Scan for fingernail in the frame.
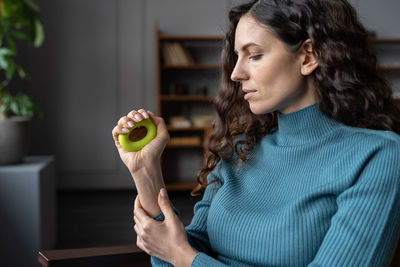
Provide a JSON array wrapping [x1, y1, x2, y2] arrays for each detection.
[[127, 121, 134, 127], [143, 113, 149, 119], [134, 114, 141, 120], [160, 188, 167, 199], [122, 128, 129, 133]]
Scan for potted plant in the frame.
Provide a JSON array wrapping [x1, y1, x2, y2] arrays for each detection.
[[0, 0, 44, 165]]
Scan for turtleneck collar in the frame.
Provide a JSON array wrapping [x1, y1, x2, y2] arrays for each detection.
[[271, 103, 342, 146]]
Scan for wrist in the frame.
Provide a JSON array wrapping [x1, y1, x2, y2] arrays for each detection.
[[172, 244, 198, 267], [129, 157, 161, 175], [130, 158, 162, 180], [130, 161, 165, 217]]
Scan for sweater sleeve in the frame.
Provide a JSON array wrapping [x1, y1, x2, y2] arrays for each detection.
[[308, 140, 400, 267], [151, 163, 228, 267]]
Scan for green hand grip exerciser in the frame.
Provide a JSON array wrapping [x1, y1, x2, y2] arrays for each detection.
[[118, 118, 157, 151]]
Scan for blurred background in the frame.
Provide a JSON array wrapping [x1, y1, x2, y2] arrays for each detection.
[[1, 0, 400, 266]]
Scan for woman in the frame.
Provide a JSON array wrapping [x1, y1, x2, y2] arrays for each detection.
[[112, 0, 400, 266]]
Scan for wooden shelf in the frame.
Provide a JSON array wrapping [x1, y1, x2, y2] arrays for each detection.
[[165, 181, 198, 191], [163, 64, 221, 69], [167, 137, 203, 148], [161, 95, 214, 101], [369, 38, 400, 44], [159, 34, 224, 41], [167, 125, 211, 131], [166, 143, 203, 148], [378, 65, 400, 71]]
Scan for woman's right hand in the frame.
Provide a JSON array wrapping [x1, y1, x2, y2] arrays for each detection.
[[111, 109, 170, 174]]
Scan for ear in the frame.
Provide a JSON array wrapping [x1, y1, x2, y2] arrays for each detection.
[[299, 39, 319, 76]]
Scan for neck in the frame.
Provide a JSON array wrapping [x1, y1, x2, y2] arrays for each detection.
[[271, 103, 342, 146], [279, 77, 317, 114]]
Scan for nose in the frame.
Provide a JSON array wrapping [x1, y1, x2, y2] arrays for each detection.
[[230, 60, 248, 82]]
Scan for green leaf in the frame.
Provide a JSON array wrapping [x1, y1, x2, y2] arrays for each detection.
[[33, 18, 44, 47], [0, 0, 45, 115], [0, 79, 9, 88], [0, 105, 6, 114], [10, 101, 19, 115], [0, 47, 15, 56], [23, 0, 39, 13], [6, 35, 17, 54], [0, 91, 13, 115], [2, 0, 14, 17], [0, 48, 15, 75], [5, 60, 15, 80], [0, 54, 9, 69], [0, 91, 42, 118], [1, 80, 9, 88], [16, 65, 27, 79], [11, 30, 29, 40], [0, 2, 5, 17]]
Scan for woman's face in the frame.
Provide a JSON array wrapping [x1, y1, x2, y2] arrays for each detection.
[[231, 15, 317, 114]]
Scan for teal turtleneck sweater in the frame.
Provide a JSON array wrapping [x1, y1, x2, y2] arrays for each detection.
[[151, 103, 400, 266]]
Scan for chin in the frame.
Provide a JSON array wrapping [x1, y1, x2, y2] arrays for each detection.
[[249, 102, 277, 115]]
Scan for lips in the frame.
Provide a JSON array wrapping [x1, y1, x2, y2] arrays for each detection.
[[242, 89, 257, 93], [242, 89, 257, 100]]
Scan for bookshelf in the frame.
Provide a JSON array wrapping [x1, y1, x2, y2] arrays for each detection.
[[370, 38, 400, 95], [155, 22, 224, 191]]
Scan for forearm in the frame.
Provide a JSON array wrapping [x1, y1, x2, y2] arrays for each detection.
[[131, 160, 165, 217], [151, 243, 198, 267], [173, 245, 198, 267]]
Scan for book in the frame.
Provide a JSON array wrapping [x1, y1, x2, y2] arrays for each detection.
[[169, 116, 191, 128], [161, 42, 195, 66], [173, 42, 194, 65], [161, 43, 174, 65], [191, 115, 214, 127]]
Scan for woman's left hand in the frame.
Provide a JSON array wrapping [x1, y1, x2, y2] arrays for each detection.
[[134, 188, 198, 267]]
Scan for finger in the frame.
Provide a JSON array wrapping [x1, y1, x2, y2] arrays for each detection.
[[134, 195, 141, 214], [146, 112, 164, 126], [112, 126, 129, 151], [134, 223, 141, 235], [158, 188, 175, 221], [112, 126, 130, 152], [135, 228, 147, 252], [134, 215, 142, 230], [134, 206, 151, 221], [128, 110, 145, 122], [138, 109, 150, 119], [112, 125, 130, 139], [118, 116, 135, 129], [114, 139, 122, 150], [112, 126, 121, 141], [137, 239, 151, 256], [134, 196, 141, 221], [134, 198, 152, 223], [134, 223, 147, 248], [134, 196, 144, 225]]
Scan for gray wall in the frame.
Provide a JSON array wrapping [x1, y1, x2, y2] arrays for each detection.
[[27, 0, 400, 189], [28, 0, 233, 190]]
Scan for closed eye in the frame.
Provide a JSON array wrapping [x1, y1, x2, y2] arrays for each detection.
[[249, 54, 262, 60]]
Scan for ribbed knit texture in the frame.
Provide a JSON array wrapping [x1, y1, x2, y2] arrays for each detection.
[[151, 103, 400, 267]]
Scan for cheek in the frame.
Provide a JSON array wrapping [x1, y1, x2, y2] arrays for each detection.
[[248, 60, 305, 115], [257, 59, 302, 94]]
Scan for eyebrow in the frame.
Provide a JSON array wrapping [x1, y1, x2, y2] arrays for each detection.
[[234, 42, 261, 54]]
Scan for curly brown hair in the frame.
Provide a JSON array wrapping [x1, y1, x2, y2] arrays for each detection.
[[192, 0, 400, 195]]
